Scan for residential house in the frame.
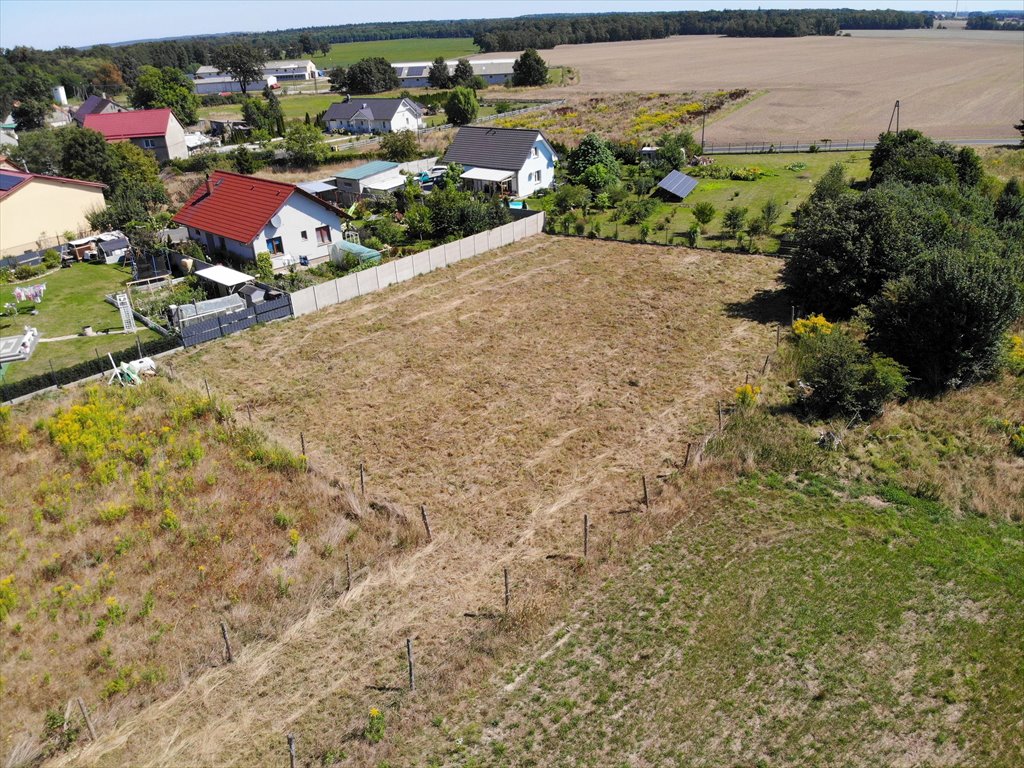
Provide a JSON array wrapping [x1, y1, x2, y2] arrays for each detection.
[[72, 95, 128, 126], [172, 170, 345, 267], [333, 161, 405, 205], [195, 59, 316, 82], [323, 98, 424, 134], [443, 126, 556, 197], [83, 108, 188, 162], [0, 169, 106, 256], [392, 59, 515, 88]]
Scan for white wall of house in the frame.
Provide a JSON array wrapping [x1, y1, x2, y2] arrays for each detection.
[[259, 192, 343, 265], [163, 115, 188, 159], [187, 226, 256, 262], [327, 104, 423, 134], [514, 138, 557, 197]]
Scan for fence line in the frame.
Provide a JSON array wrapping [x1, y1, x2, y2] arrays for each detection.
[[290, 211, 545, 317], [703, 138, 876, 155]]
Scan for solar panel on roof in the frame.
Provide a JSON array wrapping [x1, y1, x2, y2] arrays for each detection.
[[657, 170, 698, 200], [406, 66, 426, 76], [0, 172, 26, 192]]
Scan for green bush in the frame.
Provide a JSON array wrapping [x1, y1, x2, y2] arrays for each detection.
[[796, 328, 907, 420], [14, 264, 43, 280], [42, 250, 61, 269]]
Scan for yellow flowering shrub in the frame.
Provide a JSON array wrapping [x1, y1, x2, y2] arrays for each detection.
[[1005, 334, 1024, 376], [793, 314, 834, 337], [735, 383, 762, 409], [0, 575, 17, 621]]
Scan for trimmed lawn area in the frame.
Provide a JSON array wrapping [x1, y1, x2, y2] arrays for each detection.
[[531, 151, 871, 251], [311, 37, 479, 69], [0, 262, 158, 383]]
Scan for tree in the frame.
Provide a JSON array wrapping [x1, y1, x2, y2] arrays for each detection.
[[8, 127, 69, 174], [328, 67, 347, 92], [955, 146, 984, 188], [451, 58, 475, 88], [60, 128, 111, 184], [512, 48, 549, 87], [566, 134, 619, 181], [131, 65, 200, 125], [379, 129, 419, 162], [90, 61, 125, 94], [427, 56, 452, 89], [212, 44, 266, 96], [552, 184, 592, 213], [995, 178, 1023, 223], [692, 201, 716, 232], [264, 86, 285, 136], [9, 65, 54, 131], [284, 122, 330, 167], [444, 86, 478, 126], [106, 141, 162, 196], [869, 248, 1023, 392], [760, 198, 782, 234], [231, 145, 264, 174], [1016, 118, 1024, 148], [298, 34, 315, 55], [345, 57, 399, 94], [797, 328, 907, 419], [722, 205, 747, 241]]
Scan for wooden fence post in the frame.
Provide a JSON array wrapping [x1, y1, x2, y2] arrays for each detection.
[[406, 638, 415, 691], [718, 401, 724, 432], [204, 377, 212, 401], [346, 552, 352, 592], [420, 504, 433, 542], [359, 462, 365, 496], [762, 354, 770, 375], [247, 403, 253, 424], [287, 733, 296, 768], [503, 567, 510, 613], [642, 475, 649, 509], [77, 697, 97, 741], [583, 514, 589, 558], [220, 620, 233, 663], [683, 442, 692, 468], [300, 432, 306, 457]]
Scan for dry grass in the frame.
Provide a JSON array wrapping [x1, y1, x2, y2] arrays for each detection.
[[491, 91, 747, 147], [0, 382, 424, 765], [30, 236, 783, 766], [527, 30, 1023, 143]]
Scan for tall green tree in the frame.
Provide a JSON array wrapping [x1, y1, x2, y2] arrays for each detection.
[[512, 48, 549, 86], [212, 44, 266, 96], [692, 201, 717, 232], [284, 122, 330, 167], [345, 57, 399, 94], [444, 86, 478, 126], [566, 134, 618, 181], [131, 65, 200, 125], [327, 67, 347, 92], [722, 205, 747, 241], [427, 56, 452, 89], [379, 129, 419, 162], [60, 127, 111, 184], [451, 58, 475, 87], [8, 127, 70, 174]]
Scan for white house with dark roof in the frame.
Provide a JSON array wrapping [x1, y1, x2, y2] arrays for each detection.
[[443, 126, 556, 198], [323, 98, 424, 134]]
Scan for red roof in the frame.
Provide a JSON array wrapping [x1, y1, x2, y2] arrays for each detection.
[[0, 168, 106, 199], [83, 108, 176, 140], [172, 170, 338, 244]]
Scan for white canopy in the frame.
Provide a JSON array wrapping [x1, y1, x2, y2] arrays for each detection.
[[364, 175, 406, 191], [460, 167, 514, 182], [196, 264, 253, 288]]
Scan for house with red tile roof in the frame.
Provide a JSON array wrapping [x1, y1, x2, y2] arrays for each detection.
[[83, 108, 187, 162], [0, 169, 106, 256], [172, 170, 345, 266]]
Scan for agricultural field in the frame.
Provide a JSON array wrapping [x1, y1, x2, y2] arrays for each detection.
[[526, 29, 1023, 143], [492, 91, 748, 147], [530, 151, 872, 252], [311, 37, 480, 69], [0, 264, 159, 385], [27, 235, 783, 766]]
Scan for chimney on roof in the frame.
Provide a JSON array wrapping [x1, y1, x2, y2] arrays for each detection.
[[101, 92, 106, 99], [205, 175, 213, 196]]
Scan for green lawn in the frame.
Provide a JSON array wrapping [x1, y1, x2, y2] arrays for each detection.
[[533, 151, 872, 251], [311, 37, 479, 69], [1, 263, 158, 383]]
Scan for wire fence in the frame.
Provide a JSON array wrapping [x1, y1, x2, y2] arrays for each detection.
[[702, 139, 878, 155]]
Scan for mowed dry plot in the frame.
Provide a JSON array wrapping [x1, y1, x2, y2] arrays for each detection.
[[52, 237, 782, 766], [525, 30, 1023, 143]]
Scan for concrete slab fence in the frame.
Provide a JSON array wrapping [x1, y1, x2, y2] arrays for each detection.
[[290, 211, 545, 318]]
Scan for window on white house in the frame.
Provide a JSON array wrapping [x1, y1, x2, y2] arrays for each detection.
[[316, 226, 332, 245], [300, 231, 308, 240], [266, 236, 284, 254], [532, 147, 538, 158]]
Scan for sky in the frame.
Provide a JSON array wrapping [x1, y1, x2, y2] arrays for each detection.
[[0, 0, 1012, 50]]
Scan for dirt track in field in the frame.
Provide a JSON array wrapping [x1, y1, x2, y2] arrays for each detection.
[[50, 237, 782, 767], [515, 29, 1023, 143]]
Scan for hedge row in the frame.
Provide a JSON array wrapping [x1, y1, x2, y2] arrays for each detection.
[[1, 334, 182, 403]]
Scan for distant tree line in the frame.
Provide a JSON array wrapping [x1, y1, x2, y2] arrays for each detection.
[[0, 8, 933, 119]]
